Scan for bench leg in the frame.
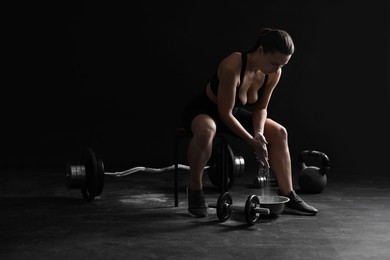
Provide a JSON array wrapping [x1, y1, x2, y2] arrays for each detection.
[[221, 136, 229, 193], [174, 136, 179, 207]]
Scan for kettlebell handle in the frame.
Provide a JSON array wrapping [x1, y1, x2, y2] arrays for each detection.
[[298, 150, 330, 176]]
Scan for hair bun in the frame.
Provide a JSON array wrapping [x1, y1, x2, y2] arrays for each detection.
[[261, 28, 272, 35]]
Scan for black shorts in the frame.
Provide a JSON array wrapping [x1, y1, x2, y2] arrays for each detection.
[[182, 92, 254, 138]]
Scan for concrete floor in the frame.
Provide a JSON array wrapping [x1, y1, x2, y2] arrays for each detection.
[[1, 166, 389, 260]]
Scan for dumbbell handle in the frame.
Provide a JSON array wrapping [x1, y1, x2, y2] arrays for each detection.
[[208, 202, 270, 214], [208, 202, 242, 211]]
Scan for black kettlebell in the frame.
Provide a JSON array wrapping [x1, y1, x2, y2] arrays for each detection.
[[297, 150, 330, 194]]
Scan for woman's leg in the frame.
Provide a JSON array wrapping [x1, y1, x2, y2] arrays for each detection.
[[187, 114, 216, 217], [188, 114, 217, 190], [263, 118, 293, 195], [264, 118, 318, 215]]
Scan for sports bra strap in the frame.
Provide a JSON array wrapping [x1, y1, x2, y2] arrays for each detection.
[[240, 53, 247, 84]]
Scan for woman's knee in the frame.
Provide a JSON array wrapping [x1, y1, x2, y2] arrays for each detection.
[[265, 120, 288, 144], [277, 125, 288, 140], [191, 115, 216, 145]]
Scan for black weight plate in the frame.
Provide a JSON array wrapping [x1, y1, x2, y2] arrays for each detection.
[[81, 147, 99, 201], [235, 155, 245, 177], [245, 195, 260, 226], [216, 192, 232, 222], [207, 142, 235, 191], [95, 152, 105, 196]]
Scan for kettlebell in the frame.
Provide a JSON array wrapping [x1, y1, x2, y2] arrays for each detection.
[[297, 150, 330, 194]]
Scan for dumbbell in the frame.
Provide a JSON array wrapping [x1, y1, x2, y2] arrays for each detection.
[[208, 192, 270, 226]]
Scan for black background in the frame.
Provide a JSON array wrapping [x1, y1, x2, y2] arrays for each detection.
[[2, 1, 389, 176]]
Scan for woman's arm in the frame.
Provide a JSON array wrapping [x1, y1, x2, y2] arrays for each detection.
[[216, 55, 255, 144], [252, 69, 282, 135], [251, 69, 282, 167]]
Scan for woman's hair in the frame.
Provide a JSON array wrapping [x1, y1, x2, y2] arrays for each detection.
[[247, 28, 294, 55]]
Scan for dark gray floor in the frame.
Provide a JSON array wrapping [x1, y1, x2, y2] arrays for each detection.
[[1, 166, 389, 260]]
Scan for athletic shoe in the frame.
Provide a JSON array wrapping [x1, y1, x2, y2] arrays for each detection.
[[187, 185, 208, 217], [283, 190, 318, 215]]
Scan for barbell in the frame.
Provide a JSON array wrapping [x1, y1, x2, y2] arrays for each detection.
[[65, 147, 246, 201], [208, 192, 270, 226]]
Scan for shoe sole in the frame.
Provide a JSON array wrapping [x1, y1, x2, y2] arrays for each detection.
[[284, 207, 318, 216], [188, 210, 208, 218]]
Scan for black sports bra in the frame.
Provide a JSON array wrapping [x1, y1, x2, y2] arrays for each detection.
[[209, 52, 268, 108]]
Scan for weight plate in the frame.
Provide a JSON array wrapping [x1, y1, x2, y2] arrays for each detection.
[[207, 141, 237, 191], [216, 192, 232, 222], [96, 156, 105, 196], [234, 155, 245, 177], [245, 195, 260, 226], [81, 147, 99, 201]]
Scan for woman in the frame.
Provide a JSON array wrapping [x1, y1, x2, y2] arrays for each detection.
[[182, 28, 318, 217]]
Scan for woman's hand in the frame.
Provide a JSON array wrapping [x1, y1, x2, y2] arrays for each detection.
[[252, 132, 270, 168]]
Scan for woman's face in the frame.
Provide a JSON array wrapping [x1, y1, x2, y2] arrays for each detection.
[[259, 48, 291, 74]]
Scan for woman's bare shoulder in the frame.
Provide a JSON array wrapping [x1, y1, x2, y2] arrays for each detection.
[[219, 52, 242, 73]]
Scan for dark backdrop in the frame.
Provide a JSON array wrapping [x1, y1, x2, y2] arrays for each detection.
[[2, 1, 389, 176]]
